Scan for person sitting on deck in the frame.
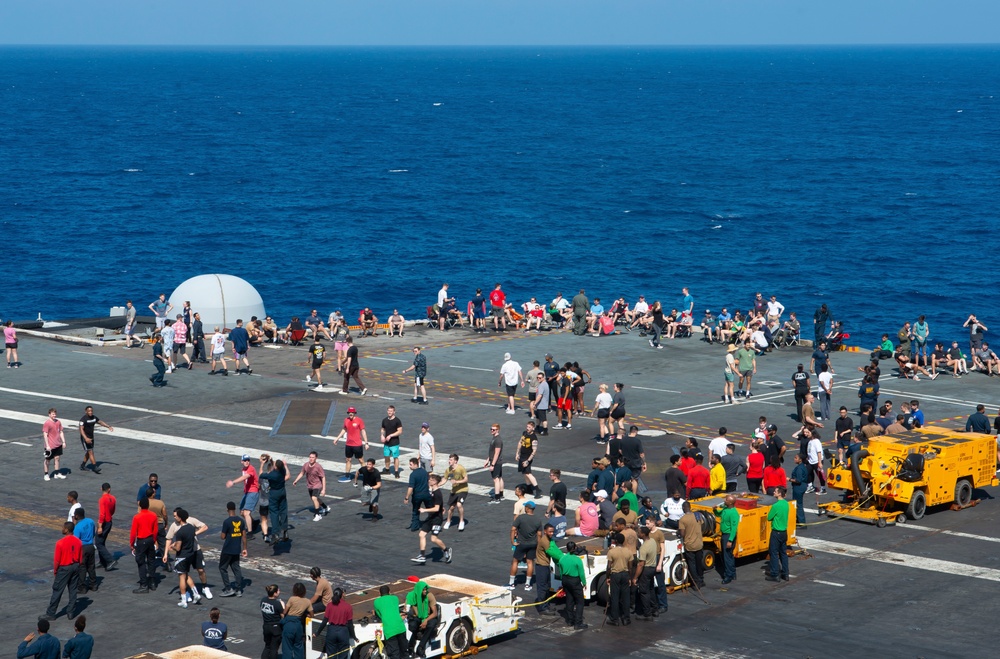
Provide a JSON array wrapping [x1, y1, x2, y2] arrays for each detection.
[[359, 308, 379, 337], [388, 309, 406, 337]]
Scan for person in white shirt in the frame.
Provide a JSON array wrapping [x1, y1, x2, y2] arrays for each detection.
[[437, 283, 451, 308], [627, 296, 650, 329], [659, 492, 686, 530], [498, 353, 525, 415], [418, 423, 436, 472], [750, 328, 769, 354], [806, 432, 827, 495], [210, 327, 229, 375], [708, 428, 731, 458], [817, 364, 834, 421], [766, 296, 785, 324]]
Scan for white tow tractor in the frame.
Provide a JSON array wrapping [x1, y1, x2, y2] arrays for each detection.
[[548, 533, 688, 606], [306, 573, 523, 659]]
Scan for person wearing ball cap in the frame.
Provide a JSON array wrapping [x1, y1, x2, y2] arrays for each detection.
[[333, 407, 368, 480]]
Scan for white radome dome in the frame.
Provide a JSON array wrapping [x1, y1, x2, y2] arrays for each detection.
[[169, 274, 266, 330]]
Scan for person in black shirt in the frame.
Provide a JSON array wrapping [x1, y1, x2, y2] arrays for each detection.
[[380, 406, 404, 477], [354, 459, 383, 521], [791, 364, 810, 422], [516, 423, 540, 497], [547, 469, 567, 516], [260, 584, 284, 659], [170, 509, 199, 608], [834, 407, 854, 466], [761, 424, 786, 465], [663, 455, 687, 497], [79, 406, 113, 474], [621, 427, 645, 492], [412, 475, 450, 564], [150, 335, 167, 387], [341, 336, 367, 396], [307, 337, 327, 391], [219, 502, 247, 597]]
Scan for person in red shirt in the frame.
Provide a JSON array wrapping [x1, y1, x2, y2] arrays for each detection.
[[745, 441, 766, 494], [226, 455, 260, 535], [489, 283, 507, 331], [314, 587, 357, 658], [763, 456, 788, 495], [333, 407, 369, 479], [130, 497, 159, 593], [686, 454, 711, 499], [43, 521, 82, 620], [96, 482, 118, 570]]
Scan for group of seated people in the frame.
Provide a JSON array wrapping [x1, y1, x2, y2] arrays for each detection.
[[243, 308, 409, 345], [868, 329, 995, 379]]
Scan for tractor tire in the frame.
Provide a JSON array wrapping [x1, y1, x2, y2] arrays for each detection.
[[357, 642, 386, 659], [593, 573, 608, 607], [702, 550, 715, 570], [905, 490, 927, 520], [446, 619, 473, 655], [954, 479, 973, 507]]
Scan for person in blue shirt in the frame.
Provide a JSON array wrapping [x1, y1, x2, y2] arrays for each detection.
[[681, 288, 694, 316], [910, 400, 924, 428], [136, 474, 161, 502], [202, 608, 228, 651], [17, 619, 60, 659], [62, 616, 93, 659], [72, 509, 97, 593], [228, 319, 252, 375]]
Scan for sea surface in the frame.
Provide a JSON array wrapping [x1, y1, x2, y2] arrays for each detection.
[[2, 46, 998, 345]]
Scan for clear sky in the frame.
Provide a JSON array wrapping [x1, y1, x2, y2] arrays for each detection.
[[1, 0, 997, 46]]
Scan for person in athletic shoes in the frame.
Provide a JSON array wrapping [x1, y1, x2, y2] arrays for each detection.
[[411, 474, 451, 565], [226, 455, 260, 535], [442, 454, 468, 531], [78, 406, 112, 475], [621, 426, 646, 492], [218, 501, 247, 597], [42, 408, 67, 481], [403, 346, 429, 404], [122, 299, 140, 349], [380, 405, 404, 478], [405, 458, 431, 532], [354, 458, 383, 521], [340, 336, 367, 396], [293, 451, 329, 522], [508, 501, 543, 591], [307, 336, 327, 391], [417, 423, 436, 473], [228, 319, 252, 375], [168, 509, 201, 608], [546, 469, 567, 517], [532, 373, 551, 435], [209, 327, 228, 375], [484, 424, 504, 504], [172, 314, 193, 371], [333, 407, 369, 479], [164, 508, 213, 604], [499, 352, 524, 414], [160, 320, 176, 373], [260, 460, 290, 544], [555, 368, 574, 429], [516, 421, 540, 497]]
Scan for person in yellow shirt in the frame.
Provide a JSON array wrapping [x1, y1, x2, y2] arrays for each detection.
[[710, 454, 727, 495]]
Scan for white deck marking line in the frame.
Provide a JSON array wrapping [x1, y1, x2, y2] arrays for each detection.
[[0, 386, 272, 431], [812, 579, 845, 587], [660, 383, 859, 416], [449, 365, 494, 372], [71, 351, 110, 357], [366, 357, 409, 363], [798, 537, 1000, 582], [630, 386, 682, 394], [877, 387, 990, 407], [803, 506, 1000, 543], [637, 639, 751, 659]]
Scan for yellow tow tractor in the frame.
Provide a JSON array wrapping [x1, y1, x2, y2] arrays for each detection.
[[819, 426, 998, 527], [689, 493, 797, 570]]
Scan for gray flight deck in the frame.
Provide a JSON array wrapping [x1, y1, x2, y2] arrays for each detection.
[[2, 323, 997, 658]]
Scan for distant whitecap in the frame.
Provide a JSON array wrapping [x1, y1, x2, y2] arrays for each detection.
[[623, 210, 631, 213], [388, 169, 408, 173], [956, 109, 963, 113], [712, 225, 722, 229], [433, 103, 442, 106], [122, 168, 142, 172]]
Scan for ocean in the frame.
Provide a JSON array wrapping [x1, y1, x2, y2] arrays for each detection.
[[2, 46, 998, 346]]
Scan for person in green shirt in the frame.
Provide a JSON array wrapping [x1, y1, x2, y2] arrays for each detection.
[[554, 541, 588, 629], [617, 489, 639, 513], [372, 585, 407, 659], [718, 494, 740, 584], [405, 580, 439, 658], [735, 342, 757, 399], [765, 487, 790, 582]]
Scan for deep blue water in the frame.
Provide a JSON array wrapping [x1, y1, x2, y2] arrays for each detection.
[[2, 46, 998, 345]]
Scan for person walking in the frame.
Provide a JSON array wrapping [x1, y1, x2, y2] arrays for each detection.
[[508, 501, 543, 590], [333, 407, 369, 479], [95, 482, 117, 570], [42, 408, 67, 481], [719, 494, 739, 585], [593, 384, 613, 444], [78, 406, 112, 475], [340, 336, 367, 396], [306, 336, 327, 391], [218, 501, 247, 597], [404, 457, 431, 532], [765, 486, 790, 582], [723, 344, 738, 404], [516, 421, 540, 497], [417, 422, 436, 473], [172, 314, 193, 370], [485, 423, 504, 504], [403, 346, 429, 404], [354, 458, 383, 521], [817, 364, 833, 421], [412, 474, 451, 565], [260, 461, 290, 544], [499, 352, 524, 414], [71, 508, 97, 594], [209, 327, 228, 375], [609, 383, 627, 440], [190, 312, 207, 363], [293, 451, 329, 521], [42, 521, 82, 621], [149, 335, 168, 387], [228, 319, 252, 375], [442, 453, 468, 531], [380, 405, 404, 478]]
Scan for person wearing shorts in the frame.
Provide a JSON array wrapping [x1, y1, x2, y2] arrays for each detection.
[[516, 422, 539, 496], [412, 474, 450, 564], [509, 501, 543, 589], [609, 383, 627, 440], [334, 407, 368, 479], [354, 459, 382, 521], [484, 424, 504, 503], [403, 346, 428, 404], [556, 368, 574, 429], [79, 405, 113, 474], [443, 454, 468, 530], [210, 327, 228, 375], [489, 283, 507, 331], [43, 408, 67, 481], [172, 314, 192, 370], [122, 300, 140, 349], [380, 405, 404, 477], [293, 451, 330, 522], [532, 374, 550, 436], [226, 455, 260, 533]]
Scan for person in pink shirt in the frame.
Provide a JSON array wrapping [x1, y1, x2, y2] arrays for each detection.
[[172, 314, 193, 371], [4, 320, 18, 368], [43, 408, 67, 481], [567, 490, 599, 537]]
